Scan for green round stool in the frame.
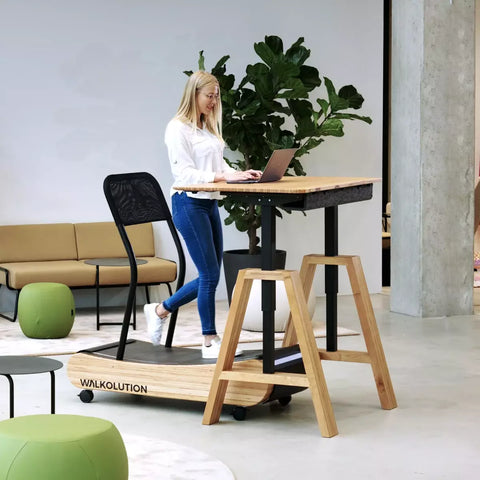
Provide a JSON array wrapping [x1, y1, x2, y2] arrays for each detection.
[[18, 283, 75, 338], [0, 414, 128, 480]]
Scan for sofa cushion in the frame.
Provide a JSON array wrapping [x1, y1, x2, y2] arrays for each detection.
[[0, 261, 96, 289], [74, 222, 155, 260], [0, 224, 77, 263]]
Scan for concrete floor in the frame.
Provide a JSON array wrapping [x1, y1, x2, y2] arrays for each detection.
[[2, 291, 480, 479]]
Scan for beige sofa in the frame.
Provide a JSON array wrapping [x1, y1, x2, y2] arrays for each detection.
[[0, 221, 177, 321]]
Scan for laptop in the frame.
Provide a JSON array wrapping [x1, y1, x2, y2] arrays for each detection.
[[226, 148, 298, 184]]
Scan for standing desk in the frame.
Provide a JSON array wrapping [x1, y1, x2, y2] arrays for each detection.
[[176, 176, 397, 436]]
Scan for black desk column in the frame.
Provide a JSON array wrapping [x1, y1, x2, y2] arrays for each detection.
[[325, 206, 338, 352], [261, 203, 276, 374]]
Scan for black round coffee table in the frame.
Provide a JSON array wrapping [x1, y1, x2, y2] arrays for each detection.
[[0, 356, 63, 418], [85, 257, 148, 330]]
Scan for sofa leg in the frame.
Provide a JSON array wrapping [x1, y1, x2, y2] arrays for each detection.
[[0, 312, 16, 322], [0, 289, 19, 322]]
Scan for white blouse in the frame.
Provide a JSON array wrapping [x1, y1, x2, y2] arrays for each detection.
[[165, 118, 235, 200]]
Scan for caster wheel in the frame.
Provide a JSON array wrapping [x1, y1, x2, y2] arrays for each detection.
[[232, 406, 247, 421], [278, 395, 292, 407], [79, 390, 94, 403]]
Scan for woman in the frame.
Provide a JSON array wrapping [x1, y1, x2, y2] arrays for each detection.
[[144, 71, 261, 358]]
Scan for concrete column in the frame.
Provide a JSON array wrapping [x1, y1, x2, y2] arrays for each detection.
[[391, 0, 475, 317]]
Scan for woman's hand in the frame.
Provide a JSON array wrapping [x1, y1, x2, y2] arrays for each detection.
[[216, 169, 262, 182]]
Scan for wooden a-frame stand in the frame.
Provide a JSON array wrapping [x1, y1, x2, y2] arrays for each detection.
[[283, 255, 397, 411], [202, 255, 397, 437]]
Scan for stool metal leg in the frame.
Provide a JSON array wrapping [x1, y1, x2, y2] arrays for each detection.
[[50, 371, 56, 414], [3, 374, 14, 418], [95, 266, 100, 330], [145, 285, 150, 304], [132, 290, 136, 330]]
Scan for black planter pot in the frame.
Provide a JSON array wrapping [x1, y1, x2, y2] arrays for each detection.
[[223, 249, 287, 304]]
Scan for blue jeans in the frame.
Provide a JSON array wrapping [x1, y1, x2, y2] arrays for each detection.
[[162, 192, 223, 336]]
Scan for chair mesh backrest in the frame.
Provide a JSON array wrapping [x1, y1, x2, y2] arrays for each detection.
[[103, 172, 171, 227]]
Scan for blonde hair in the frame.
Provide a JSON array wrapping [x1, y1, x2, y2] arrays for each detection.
[[175, 71, 223, 140]]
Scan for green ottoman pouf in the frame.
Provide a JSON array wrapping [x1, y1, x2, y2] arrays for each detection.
[[18, 282, 75, 338], [0, 414, 128, 480]]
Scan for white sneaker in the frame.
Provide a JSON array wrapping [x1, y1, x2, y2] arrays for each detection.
[[143, 303, 165, 346], [202, 336, 243, 359]]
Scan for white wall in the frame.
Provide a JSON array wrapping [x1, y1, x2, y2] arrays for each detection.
[[0, 0, 384, 306]]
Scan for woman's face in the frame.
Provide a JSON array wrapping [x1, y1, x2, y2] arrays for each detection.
[[196, 83, 219, 122]]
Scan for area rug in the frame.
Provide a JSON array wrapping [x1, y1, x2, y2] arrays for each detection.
[[123, 434, 234, 480], [0, 300, 358, 356]]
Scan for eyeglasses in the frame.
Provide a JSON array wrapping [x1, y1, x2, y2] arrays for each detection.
[[202, 93, 220, 101]]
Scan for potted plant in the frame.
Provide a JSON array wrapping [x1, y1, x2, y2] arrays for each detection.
[[185, 35, 372, 302]]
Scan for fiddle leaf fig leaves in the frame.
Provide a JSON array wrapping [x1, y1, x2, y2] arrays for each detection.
[[332, 113, 373, 124], [198, 50, 205, 71], [187, 35, 371, 254], [285, 37, 310, 66], [298, 65, 322, 89], [338, 85, 364, 109], [316, 99, 330, 118], [254, 36, 284, 65], [318, 118, 344, 137], [324, 77, 349, 112], [264, 35, 284, 55]]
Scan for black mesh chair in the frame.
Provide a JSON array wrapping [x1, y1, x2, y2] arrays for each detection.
[[103, 172, 185, 360]]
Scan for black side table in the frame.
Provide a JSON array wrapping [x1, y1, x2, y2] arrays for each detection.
[[85, 258, 147, 330], [0, 356, 63, 418]]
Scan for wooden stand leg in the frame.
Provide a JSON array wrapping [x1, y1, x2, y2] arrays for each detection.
[[284, 272, 338, 437], [202, 270, 253, 425], [345, 256, 397, 409], [283, 255, 316, 348]]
